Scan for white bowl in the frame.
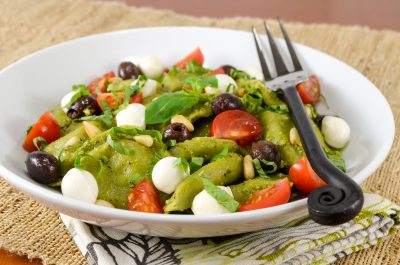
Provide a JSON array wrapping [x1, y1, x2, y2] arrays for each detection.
[[0, 27, 394, 238]]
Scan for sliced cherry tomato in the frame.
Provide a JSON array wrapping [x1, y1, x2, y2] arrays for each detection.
[[289, 157, 326, 193], [130, 92, 143, 104], [88, 71, 116, 96], [239, 178, 291, 211], [211, 110, 263, 146], [96, 93, 123, 109], [23, 112, 60, 152], [127, 180, 163, 213], [296, 74, 321, 104], [211, 67, 225, 75], [174, 47, 204, 69]]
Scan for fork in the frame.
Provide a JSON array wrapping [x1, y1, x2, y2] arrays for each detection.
[[252, 20, 364, 225]]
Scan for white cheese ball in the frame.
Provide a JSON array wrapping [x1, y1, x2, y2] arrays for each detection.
[[138, 56, 164, 79], [152, 156, 189, 194], [192, 186, 233, 215], [321, 116, 351, 149], [116, 103, 146, 129], [132, 78, 158, 98], [60, 91, 76, 113], [215, 74, 237, 93], [61, 168, 98, 203]]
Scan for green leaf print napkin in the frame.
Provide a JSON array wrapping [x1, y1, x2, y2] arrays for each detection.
[[61, 193, 399, 265]]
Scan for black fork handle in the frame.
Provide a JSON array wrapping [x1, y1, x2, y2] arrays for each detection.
[[281, 86, 364, 225]]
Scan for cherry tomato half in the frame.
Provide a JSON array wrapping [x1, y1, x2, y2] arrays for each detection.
[[239, 178, 291, 211], [289, 157, 326, 193], [130, 92, 144, 104], [296, 74, 321, 104], [23, 112, 60, 152], [211, 110, 263, 146], [96, 93, 123, 109], [88, 71, 116, 96], [127, 180, 163, 213], [174, 47, 204, 69], [97, 92, 143, 110]]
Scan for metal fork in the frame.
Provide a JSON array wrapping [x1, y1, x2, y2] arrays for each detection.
[[252, 20, 364, 225]]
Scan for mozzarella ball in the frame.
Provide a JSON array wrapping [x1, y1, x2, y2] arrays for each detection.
[[132, 78, 158, 97], [152, 156, 189, 194], [138, 56, 164, 79], [116, 103, 146, 129], [61, 168, 98, 203], [321, 116, 351, 149], [60, 91, 77, 112], [192, 186, 233, 215], [215, 74, 237, 93]]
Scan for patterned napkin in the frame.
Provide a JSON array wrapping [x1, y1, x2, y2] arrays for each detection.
[[61, 193, 399, 265]]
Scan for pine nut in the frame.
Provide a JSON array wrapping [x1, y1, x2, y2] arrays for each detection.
[[244, 155, 255, 180], [63, 136, 79, 148], [95, 199, 115, 208], [134, 135, 154, 147], [83, 121, 102, 138], [171, 115, 194, 132], [289, 127, 302, 146]]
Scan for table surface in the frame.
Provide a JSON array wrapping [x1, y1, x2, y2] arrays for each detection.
[[2, 0, 399, 264]]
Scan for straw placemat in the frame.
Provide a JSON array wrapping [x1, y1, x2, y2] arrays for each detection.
[[0, 0, 399, 264]]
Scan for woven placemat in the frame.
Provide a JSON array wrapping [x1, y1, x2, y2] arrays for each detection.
[[0, 0, 399, 264]]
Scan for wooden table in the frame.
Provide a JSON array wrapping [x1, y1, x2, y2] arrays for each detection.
[[2, 0, 399, 264]]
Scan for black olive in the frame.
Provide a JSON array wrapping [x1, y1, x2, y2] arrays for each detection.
[[212, 93, 242, 115], [118, 61, 142, 80], [250, 140, 281, 165], [221, 65, 236, 75], [67, 95, 101, 119], [163, 123, 191, 143], [25, 151, 61, 184], [315, 114, 326, 127]]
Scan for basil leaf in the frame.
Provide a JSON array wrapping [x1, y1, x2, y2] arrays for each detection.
[[32, 137, 48, 151], [202, 178, 239, 213], [211, 145, 229, 162], [145, 92, 200, 124], [173, 157, 190, 174], [253, 159, 268, 178], [74, 153, 93, 168], [166, 139, 177, 148], [106, 135, 136, 156], [260, 159, 278, 174], [190, 156, 204, 172], [109, 126, 162, 141], [67, 84, 90, 108], [186, 61, 208, 74], [80, 101, 114, 128], [123, 75, 146, 107], [184, 76, 217, 92], [230, 69, 251, 80]]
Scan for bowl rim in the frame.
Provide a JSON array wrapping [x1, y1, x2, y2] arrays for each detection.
[[0, 26, 395, 224]]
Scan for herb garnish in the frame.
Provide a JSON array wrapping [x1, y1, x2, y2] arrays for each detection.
[[190, 156, 204, 172], [210, 145, 229, 162], [66, 84, 90, 108], [32, 137, 48, 151], [202, 178, 239, 213], [173, 157, 190, 174], [184, 76, 217, 92], [106, 135, 136, 156], [145, 92, 200, 125], [185, 61, 208, 74], [123, 75, 146, 107], [80, 101, 114, 128]]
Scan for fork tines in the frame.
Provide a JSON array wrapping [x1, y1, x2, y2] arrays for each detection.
[[252, 19, 303, 80]]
